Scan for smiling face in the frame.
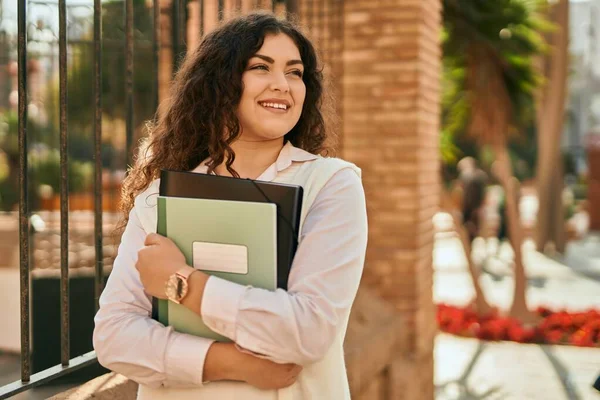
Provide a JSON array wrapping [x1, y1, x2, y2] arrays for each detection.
[[236, 33, 306, 143]]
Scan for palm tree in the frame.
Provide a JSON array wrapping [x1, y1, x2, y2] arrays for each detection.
[[535, 0, 569, 254], [442, 0, 550, 323]]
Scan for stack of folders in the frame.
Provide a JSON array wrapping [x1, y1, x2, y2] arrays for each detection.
[[152, 169, 303, 341]]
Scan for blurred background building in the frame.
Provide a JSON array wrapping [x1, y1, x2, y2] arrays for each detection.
[[567, 0, 600, 173]]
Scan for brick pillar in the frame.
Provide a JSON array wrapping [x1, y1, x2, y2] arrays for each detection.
[[341, 1, 441, 399], [298, 0, 344, 151], [587, 135, 600, 231]]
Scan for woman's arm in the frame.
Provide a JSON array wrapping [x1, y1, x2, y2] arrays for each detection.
[[95, 205, 301, 389], [96, 193, 303, 391], [93, 207, 217, 388], [199, 168, 367, 365], [204, 343, 302, 390], [132, 167, 367, 366]]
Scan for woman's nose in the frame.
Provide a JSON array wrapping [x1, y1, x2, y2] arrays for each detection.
[[269, 72, 290, 92]]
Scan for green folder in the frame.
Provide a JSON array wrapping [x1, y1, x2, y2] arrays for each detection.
[[157, 196, 278, 341]]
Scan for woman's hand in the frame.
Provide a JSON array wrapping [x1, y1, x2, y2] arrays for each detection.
[[204, 343, 302, 390], [241, 356, 302, 390], [136, 233, 189, 299]]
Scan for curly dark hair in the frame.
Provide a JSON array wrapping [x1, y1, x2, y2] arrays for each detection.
[[118, 12, 336, 231]]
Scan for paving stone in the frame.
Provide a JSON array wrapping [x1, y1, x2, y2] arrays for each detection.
[[433, 234, 600, 400]]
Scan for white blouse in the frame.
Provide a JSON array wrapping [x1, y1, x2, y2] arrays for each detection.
[[93, 142, 368, 398]]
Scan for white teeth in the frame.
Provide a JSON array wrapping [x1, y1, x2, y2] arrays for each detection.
[[261, 102, 288, 110]]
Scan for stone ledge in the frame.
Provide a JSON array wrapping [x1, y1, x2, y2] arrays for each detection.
[[48, 372, 138, 400], [345, 286, 407, 396]]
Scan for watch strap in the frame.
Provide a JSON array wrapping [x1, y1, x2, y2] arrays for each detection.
[[176, 267, 195, 280]]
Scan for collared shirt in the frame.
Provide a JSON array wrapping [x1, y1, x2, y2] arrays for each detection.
[[93, 141, 368, 391]]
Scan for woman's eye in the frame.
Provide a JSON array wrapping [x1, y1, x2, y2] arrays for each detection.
[[251, 64, 269, 71], [290, 70, 303, 78]]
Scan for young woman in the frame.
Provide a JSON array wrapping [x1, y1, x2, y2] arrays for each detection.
[[93, 12, 367, 400]]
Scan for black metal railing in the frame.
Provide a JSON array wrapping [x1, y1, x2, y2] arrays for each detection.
[[0, 1, 298, 398], [58, 0, 70, 370], [93, 0, 104, 315], [17, 0, 30, 386]]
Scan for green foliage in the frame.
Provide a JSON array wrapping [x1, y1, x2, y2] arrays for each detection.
[[440, 55, 467, 165], [45, 0, 157, 148], [0, 0, 157, 210], [440, 128, 461, 165], [441, 0, 550, 144], [0, 110, 53, 157], [0, 110, 101, 210], [443, 0, 550, 57], [29, 148, 93, 194], [440, 0, 552, 187], [571, 183, 587, 201]]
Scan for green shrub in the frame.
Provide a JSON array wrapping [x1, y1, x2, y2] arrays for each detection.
[[29, 149, 93, 194]]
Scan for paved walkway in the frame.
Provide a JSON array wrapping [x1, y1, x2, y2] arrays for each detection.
[[433, 233, 600, 400]]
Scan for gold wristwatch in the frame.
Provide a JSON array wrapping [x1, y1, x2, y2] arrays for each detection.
[[165, 267, 195, 304]]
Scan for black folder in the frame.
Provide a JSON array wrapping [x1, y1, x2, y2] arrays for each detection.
[[158, 169, 303, 290]]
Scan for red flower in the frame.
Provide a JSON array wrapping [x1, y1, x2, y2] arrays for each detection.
[[466, 322, 480, 337], [480, 319, 508, 341], [508, 324, 535, 343], [508, 325, 526, 342], [544, 329, 565, 344], [536, 306, 553, 317], [570, 329, 594, 347], [435, 304, 600, 347], [585, 319, 600, 332], [523, 327, 537, 342], [571, 313, 588, 328]]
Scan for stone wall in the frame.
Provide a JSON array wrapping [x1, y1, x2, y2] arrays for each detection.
[[0, 211, 120, 272]]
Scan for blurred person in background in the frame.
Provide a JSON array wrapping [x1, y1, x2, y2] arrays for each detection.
[[457, 157, 488, 244]]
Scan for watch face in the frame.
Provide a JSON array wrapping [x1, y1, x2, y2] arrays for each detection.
[[165, 273, 189, 303], [166, 275, 181, 302]]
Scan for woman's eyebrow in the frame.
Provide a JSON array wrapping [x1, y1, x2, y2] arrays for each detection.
[[252, 54, 304, 67]]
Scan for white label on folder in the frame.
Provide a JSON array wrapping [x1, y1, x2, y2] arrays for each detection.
[[192, 242, 248, 274]]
